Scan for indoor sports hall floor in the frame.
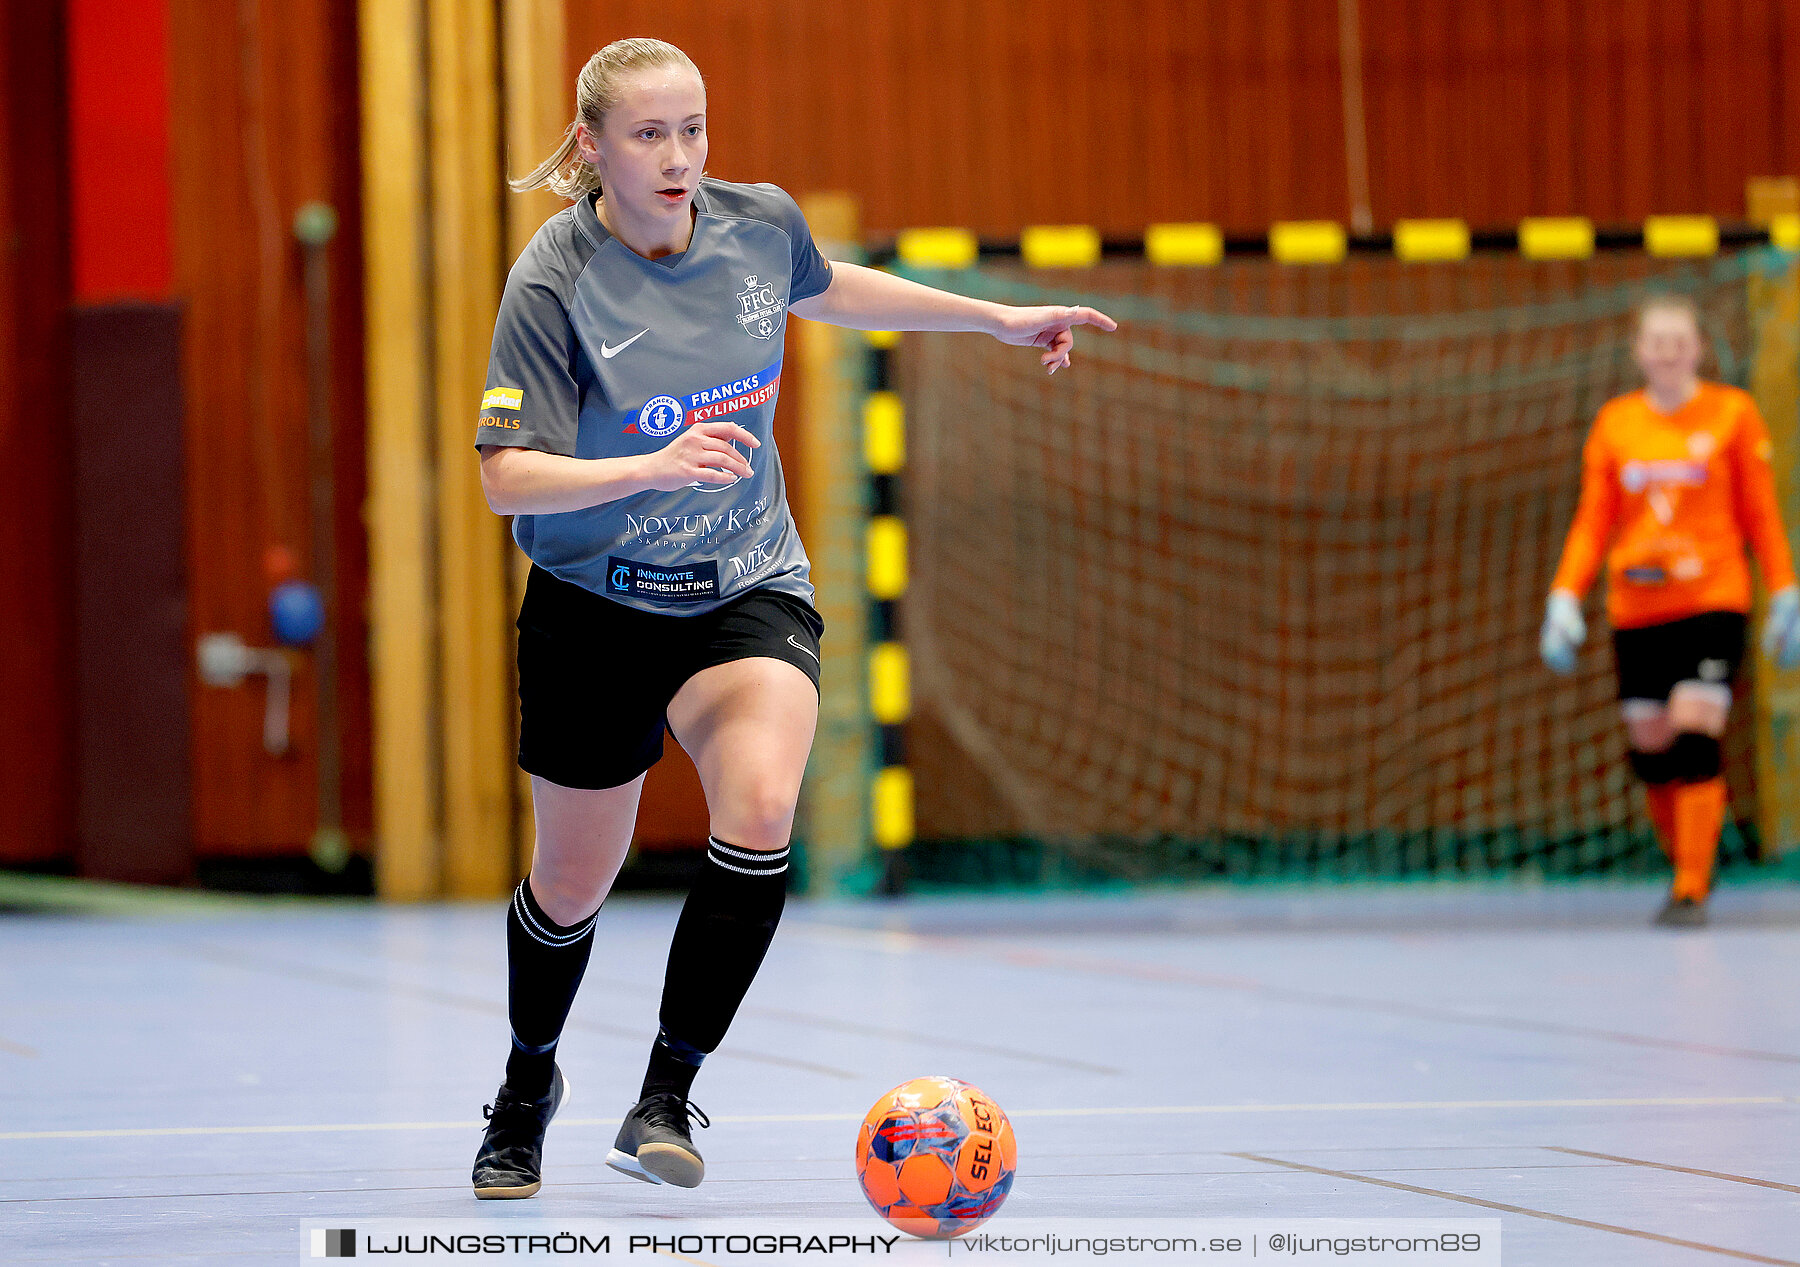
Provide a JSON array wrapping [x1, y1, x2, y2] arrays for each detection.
[[4, 880, 1798, 1264]]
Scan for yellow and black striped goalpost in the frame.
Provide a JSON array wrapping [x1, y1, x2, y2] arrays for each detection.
[[875, 214, 1799, 270], [863, 331, 913, 891]]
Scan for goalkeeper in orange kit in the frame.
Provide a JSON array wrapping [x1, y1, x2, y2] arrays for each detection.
[[1540, 294, 1800, 926]]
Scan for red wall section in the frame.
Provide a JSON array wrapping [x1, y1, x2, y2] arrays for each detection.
[[0, 0, 75, 866], [1357, 0, 1800, 227], [68, 0, 172, 302]]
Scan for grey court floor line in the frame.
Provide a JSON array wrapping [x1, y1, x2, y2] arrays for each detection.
[[1234, 1153, 1800, 1265], [1542, 1146, 1800, 1194]]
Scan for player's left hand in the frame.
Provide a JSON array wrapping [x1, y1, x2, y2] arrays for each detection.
[[1761, 585, 1800, 669], [990, 305, 1118, 375]]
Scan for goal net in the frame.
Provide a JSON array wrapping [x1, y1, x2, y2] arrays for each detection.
[[889, 248, 1794, 885]]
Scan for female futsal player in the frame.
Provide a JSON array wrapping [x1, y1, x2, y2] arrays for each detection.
[[1540, 294, 1800, 927], [468, 38, 1116, 1198]]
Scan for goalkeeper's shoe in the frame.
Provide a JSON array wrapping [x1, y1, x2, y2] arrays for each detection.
[[1653, 895, 1708, 928]]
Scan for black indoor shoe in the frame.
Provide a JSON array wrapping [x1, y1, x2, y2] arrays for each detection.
[[1654, 895, 1708, 928], [605, 1092, 711, 1188], [472, 1066, 567, 1199]]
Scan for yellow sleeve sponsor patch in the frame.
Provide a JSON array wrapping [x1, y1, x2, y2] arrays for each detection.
[[481, 387, 523, 411]]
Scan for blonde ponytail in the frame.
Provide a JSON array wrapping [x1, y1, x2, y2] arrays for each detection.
[[510, 38, 704, 202]]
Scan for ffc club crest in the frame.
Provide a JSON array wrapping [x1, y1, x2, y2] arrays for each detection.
[[735, 274, 783, 340]]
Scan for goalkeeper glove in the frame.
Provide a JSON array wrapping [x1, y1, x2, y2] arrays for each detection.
[[1539, 590, 1586, 676], [1762, 585, 1800, 670]]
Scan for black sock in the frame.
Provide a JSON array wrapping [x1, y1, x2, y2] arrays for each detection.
[[643, 837, 789, 1099], [641, 1028, 708, 1100], [504, 877, 597, 1100]]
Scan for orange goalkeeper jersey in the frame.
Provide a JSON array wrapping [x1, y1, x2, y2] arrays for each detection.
[[1551, 382, 1795, 630]]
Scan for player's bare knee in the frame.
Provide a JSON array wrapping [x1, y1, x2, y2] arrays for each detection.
[[524, 873, 601, 926], [718, 784, 800, 851], [1667, 679, 1730, 736], [1621, 699, 1674, 754], [728, 813, 795, 853]]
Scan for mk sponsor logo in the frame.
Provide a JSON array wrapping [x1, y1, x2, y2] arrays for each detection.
[[729, 534, 779, 579]]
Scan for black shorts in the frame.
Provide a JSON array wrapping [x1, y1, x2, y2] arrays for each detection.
[[1611, 611, 1747, 702], [516, 565, 824, 790]]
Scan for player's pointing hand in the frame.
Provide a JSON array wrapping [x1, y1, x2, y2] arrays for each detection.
[[990, 304, 1119, 376]]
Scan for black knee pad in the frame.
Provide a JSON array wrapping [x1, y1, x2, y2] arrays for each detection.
[[1667, 732, 1722, 781], [1628, 746, 1683, 785]]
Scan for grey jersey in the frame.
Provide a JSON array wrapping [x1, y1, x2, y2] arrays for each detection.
[[475, 178, 832, 614]]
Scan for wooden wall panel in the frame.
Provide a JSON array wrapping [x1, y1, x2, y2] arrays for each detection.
[[70, 304, 191, 884], [427, 0, 514, 898], [1360, 0, 1800, 227], [1782, 0, 1800, 189], [0, 0, 74, 866], [168, 0, 372, 858], [564, 0, 1800, 236], [329, 0, 376, 862], [563, 0, 1350, 236], [360, 0, 439, 898]]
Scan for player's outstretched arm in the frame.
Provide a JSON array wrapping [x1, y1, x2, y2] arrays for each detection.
[[790, 260, 1117, 375]]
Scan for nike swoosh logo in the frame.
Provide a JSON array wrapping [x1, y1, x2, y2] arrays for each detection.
[[600, 329, 649, 359], [786, 634, 818, 662]]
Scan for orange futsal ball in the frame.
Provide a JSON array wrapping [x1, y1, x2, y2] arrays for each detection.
[[855, 1076, 1017, 1240]]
